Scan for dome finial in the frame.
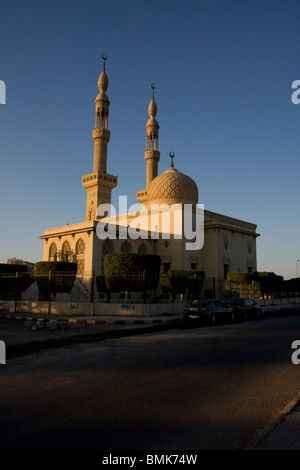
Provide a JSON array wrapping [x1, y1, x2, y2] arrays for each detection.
[[169, 151, 175, 168], [148, 83, 157, 117], [98, 53, 108, 92], [102, 53, 107, 71], [151, 82, 155, 99]]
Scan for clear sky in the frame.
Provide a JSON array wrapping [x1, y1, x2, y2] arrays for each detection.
[[0, 0, 300, 279]]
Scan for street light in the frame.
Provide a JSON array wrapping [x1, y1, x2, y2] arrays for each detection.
[[297, 259, 299, 278]]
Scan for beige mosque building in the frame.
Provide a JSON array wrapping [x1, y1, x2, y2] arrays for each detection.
[[40, 56, 259, 286]]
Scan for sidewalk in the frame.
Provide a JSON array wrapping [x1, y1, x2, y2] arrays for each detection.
[[0, 311, 183, 358], [246, 393, 300, 450]]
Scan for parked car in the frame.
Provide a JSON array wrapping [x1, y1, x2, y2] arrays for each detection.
[[226, 297, 263, 321], [183, 299, 235, 324]]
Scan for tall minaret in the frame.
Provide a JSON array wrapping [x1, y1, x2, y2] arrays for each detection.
[[82, 54, 117, 221], [137, 83, 160, 204]]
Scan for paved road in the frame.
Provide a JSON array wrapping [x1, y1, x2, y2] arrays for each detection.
[[1, 314, 300, 450], [0, 317, 300, 450]]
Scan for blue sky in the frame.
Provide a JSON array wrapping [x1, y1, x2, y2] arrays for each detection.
[[0, 0, 300, 279]]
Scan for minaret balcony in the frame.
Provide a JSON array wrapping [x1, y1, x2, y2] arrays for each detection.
[[82, 171, 118, 189], [93, 128, 111, 140], [144, 149, 160, 161], [137, 189, 148, 204]]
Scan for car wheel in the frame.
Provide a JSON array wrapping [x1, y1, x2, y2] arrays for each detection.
[[257, 310, 261, 319]]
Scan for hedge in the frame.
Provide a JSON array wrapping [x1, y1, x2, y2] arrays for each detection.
[[0, 263, 28, 274], [35, 261, 77, 275], [227, 271, 284, 294], [0, 272, 34, 297], [103, 253, 161, 292], [161, 269, 205, 295], [283, 277, 300, 293], [96, 275, 108, 293], [35, 261, 77, 295]]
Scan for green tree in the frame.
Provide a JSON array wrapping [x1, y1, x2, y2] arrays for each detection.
[[160, 269, 205, 298], [103, 253, 161, 292], [35, 261, 77, 296]]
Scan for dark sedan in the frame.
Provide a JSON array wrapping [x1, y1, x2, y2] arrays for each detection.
[[183, 299, 235, 324], [226, 297, 263, 321]]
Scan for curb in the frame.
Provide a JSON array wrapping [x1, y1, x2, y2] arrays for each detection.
[[261, 304, 300, 314], [5, 320, 183, 360], [0, 313, 180, 326], [245, 393, 300, 450]]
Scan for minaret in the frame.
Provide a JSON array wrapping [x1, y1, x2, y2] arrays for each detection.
[[137, 83, 160, 204], [82, 54, 117, 221]]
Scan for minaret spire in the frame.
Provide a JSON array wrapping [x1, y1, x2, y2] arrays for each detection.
[[136, 83, 160, 204], [93, 53, 110, 172], [82, 54, 117, 221], [145, 83, 160, 188]]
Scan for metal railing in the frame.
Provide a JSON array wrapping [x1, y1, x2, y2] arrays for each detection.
[[1, 271, 300, 305]]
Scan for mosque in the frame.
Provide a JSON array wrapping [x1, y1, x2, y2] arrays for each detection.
[[40, 56, 259, 284]]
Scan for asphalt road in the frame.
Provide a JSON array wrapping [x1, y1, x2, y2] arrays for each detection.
[[1, 314, 300, 450]]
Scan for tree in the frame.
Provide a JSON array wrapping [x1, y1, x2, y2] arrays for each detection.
[[103, 253, 161, 292], [160, 269, 205, 299], [35, 261, 77, 297]]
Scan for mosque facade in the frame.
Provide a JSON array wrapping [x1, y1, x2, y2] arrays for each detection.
[[40, 57, 259, 283]]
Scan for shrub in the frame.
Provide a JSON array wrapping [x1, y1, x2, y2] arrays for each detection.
[[226, 272, 253, 285], [283, 277, 300, 294], [0, 263, 28, 274], [35, 261, 77, 275], [96, 275, 108, 293], [161, 269, 205, 296], [35, 261, 77, 295], [227, 271, 284, 294], [255, 271, 283, 294], [0, 272, 34, 298], [160, 273, 172, 294], [103, 253, 161, 292]]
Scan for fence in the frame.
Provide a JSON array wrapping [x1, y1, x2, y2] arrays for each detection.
[[0, 271, 92, 303], [1, 271, 300, 306]]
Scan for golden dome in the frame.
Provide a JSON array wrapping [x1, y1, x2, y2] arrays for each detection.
[[147, 166, 198, 206]]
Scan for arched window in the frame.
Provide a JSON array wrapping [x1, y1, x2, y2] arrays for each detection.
[[121, 241, 132, 253], [75, 238, 85, 275], [49, 242, 57, 261], [102, 239, 115, 273], [75, 238, 85, 255], [102, 239, 115, 255], [138, 243, 148, 255], [61, 240, 71, 262]]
